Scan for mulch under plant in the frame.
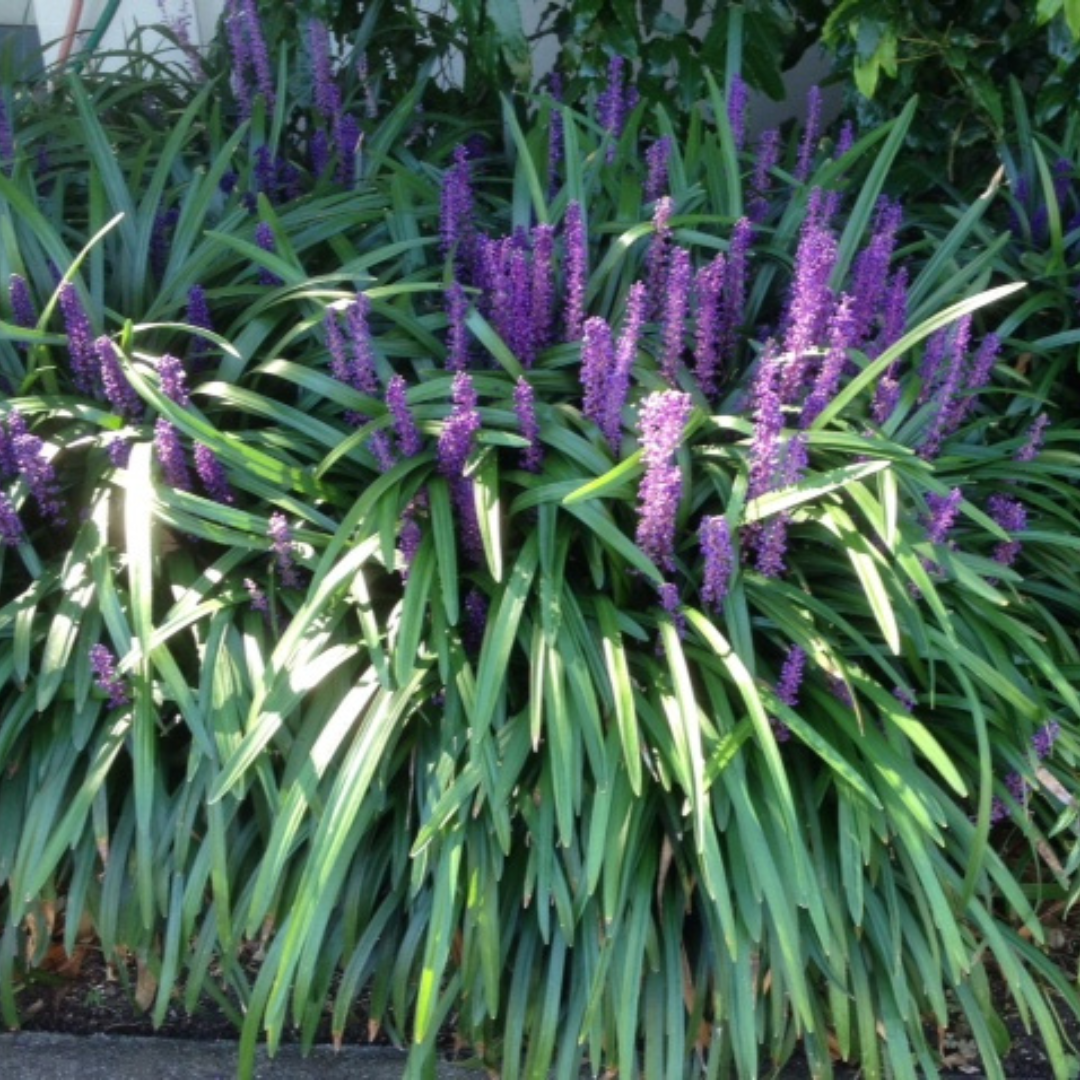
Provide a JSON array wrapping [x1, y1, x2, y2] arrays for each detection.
[[9, 904, 1080, 1077]]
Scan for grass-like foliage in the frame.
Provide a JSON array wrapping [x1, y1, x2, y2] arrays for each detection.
[[0, 19, 1079, 1080]]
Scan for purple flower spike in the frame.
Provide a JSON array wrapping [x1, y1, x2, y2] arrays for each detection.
[[849, 198, 902, 347], [387, 375, 423, 458], [1016, 414, 1049, 463], [563, 201, 588, 342], [635, 390, 692, 572], [871, 376, 902, 426], [776, 645, 807, 706], [254, 222, 282, 286], [334, 113, 362, 188], [194, 443, 234, 505], [581, 316, 615, 430], [598, 55, 629, 161], [771, 644, 806, 742], [245, 577, 270, 614], [157, 353, 190, 406], [398, 502, 423, 581], [699, 515, 733, 613], [0, 491, 22, 545], [241, 0, 275, 106], [988, 493, 1026, 567], [718, 218, 752, 368], [780, 199, 838, 401], [749, 129, 781, 223], [345, 295, 381, 395], [107, 437, 131, 468], [547, 72, 564, 193], [871, 268, 908, 358], [748, 344, 784, 500], [95, 337, 142, 420], [154, 418, 191, 492], [920, 317, 973, 457], [727, 73, 748, 151], [949, 332, 1001, 430], [186, 284, 215, 369], [644, 136, 673, 203], [1033, 720, 1061, 760], [446, 280, 470, 372], [925, 488, 962, 546], [308, 18, 341, 122], [513, 377, 543, 472], [645, 196, 674, 320], [657, 581, 686, 639], [835, 120, 856, 157], [438, 371, 480, 479], [438, 373, 483, 564], [441, 145, 475, 279], [59, 282, 98, 395], [0, 422, 15, 479], [89, 644, 130, 708], [9, 274, 37, 340], [660, 247, 692, 385], [530, 223, 556, 360], [268, 511, 303, 588], [693, 253, 726, 400], [7, 411, 64, 523], [800, 293, 858, 428], [795, 85, 822, 183], [602, 282, 647, 455]]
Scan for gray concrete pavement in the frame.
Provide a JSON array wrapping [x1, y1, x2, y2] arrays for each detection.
[[0, 1033, 480, 1079]]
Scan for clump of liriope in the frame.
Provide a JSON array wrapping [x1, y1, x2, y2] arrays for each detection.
[[0, 31, 1078, 1080]]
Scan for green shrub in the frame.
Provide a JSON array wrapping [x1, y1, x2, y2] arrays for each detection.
[[0, 20, 1079, 1080]]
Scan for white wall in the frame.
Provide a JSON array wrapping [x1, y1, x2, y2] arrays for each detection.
[[31, 0, 222, 67]]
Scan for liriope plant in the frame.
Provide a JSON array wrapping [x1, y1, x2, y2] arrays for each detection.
[[0, 17, 1077, 1080]]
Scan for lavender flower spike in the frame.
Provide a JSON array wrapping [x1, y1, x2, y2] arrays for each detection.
[[154, 418, 192, 492], [446, 280, 470, 372], [95, 337, 143, 420], [601, 282, 647, 455], [563, 201, 588, 342], [254, 222, 282, 286], [387, 375, 423, 458], [581, 316, 615, 429], [635, 390, 692, 572], [699, 515, 734, 613], [194, 443, 234, 505], [772, 644, 807, 742], [659, 247, 692, 385], [513, 376, 543, 472], [7, 411, 64, 523], [693, 253, 726, 400], [441, 145, 474, 278], [0, 491, 22, 546], [644, 136, 673, 203], [268, 511, 303, 588], [795, 85, 822, 183], [157, 353, 190, 406], [987, 493, 1026, 567], [308, 18, 341, 122], [726, 73, 749, 150], [59, 282, 98, 396], [9, 274, 36, 338], [89, 644, 130, 709], [437, 371, 481, 479], [925, 488, 962, 546], [1016, 414, 1049, 463]]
